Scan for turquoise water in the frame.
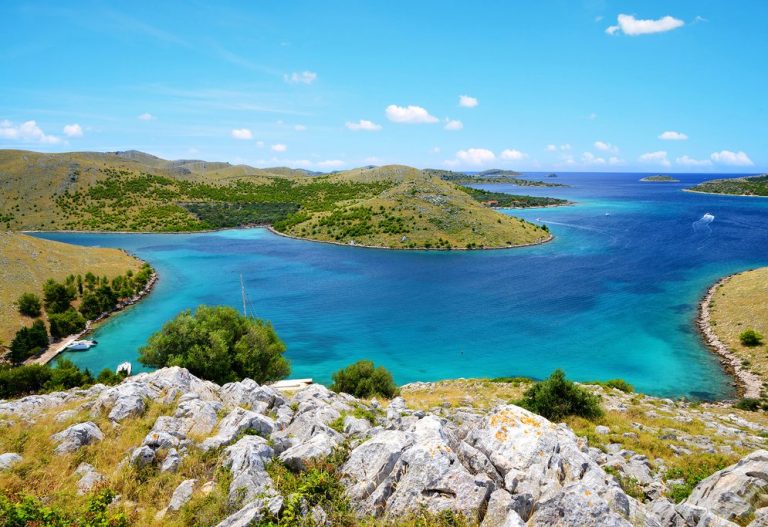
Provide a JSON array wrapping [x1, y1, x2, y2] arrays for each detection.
[[35, 172, 768, 399]]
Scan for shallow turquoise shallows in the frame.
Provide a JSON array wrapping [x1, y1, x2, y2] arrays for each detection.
[[35, 172, 768, 399]]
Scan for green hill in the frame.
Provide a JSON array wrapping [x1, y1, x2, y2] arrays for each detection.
[[0, 150, 565, 249], [688, 174, 768, 196]]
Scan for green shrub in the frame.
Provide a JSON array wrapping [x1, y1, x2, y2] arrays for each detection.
[[0, 359, 99, 398], [597, 378, 634, 393], [517, 369, 603, 421], [139, 305, 290, 385], [739, 329, 763, 346], [42, 279, 76, 314], [16, 292, 42, 318], [734, 398, 762, 411], [48, 308, 87, 339], [665, 454, 736, 502], [9, 320, 49, 364], [0, 489, 127, 527], [330, 360, 398, 398]]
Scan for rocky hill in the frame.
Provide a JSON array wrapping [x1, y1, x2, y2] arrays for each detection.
[[0, 367, 766, 526]]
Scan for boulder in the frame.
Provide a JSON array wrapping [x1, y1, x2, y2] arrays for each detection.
[[51, 421, 103, 454], [199, 407, 275, 451], [160, 448, 181, 473], [481, 489, 514, 527], [130, 445, 156, 466], [279, 432, 339, 471], [168, 479, 196, 511], [0, 453, 22, 470], [75, 463, 104, 495], [683, 450, 768, 524], [220, 379, 285, 414], [174, 396, 222, 436], [222, 435, 275, 503], [214, 496, 283, 527]]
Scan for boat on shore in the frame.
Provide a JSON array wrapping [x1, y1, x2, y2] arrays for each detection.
[[116, 362, 132, 376], [66, 339, 97, 351]]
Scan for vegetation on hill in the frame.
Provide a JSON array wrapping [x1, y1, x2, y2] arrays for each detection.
[[640, 175, 680, 182], [138, 305, 290, 385], [457, 185, 568, 208], [330, 360, 398, 398], [0, 150, 563, 250], [707, 268, 768, 402], [424, 168, 567, 187], [517, 369, 603, 421], [0, 232, 143, 345], [0, 358, 123, 398], [688, 174, 768, 196]]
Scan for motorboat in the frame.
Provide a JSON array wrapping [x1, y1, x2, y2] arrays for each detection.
[[66, 339, 97, 351], [116, 362, 132, 376]]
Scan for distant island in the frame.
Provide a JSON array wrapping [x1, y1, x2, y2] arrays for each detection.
[[687, 174, 768, 196], [0, 150, 570, 250], [640, 175, 680, 182], [424, 168, 568, 188]]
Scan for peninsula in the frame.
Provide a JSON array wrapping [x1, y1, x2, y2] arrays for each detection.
[[0, 150, 568, 250], [688, 174, 768, 196]]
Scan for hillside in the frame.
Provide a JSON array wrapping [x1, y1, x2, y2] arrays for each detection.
[[0, 150, 564, 249], [0, 232, 142, 344], [688, 174, 768, 196], [0, 367, 766, 526]]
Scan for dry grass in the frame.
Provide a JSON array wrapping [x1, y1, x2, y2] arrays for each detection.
[[0, 232, 142, 344], [708, 268, 768, 390], [400, 378, 532, 412]]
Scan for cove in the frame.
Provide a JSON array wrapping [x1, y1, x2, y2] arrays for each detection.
[[34, 172, 768, 399]]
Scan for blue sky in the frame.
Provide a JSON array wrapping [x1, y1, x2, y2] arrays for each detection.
[[1, 1, 766, 172]]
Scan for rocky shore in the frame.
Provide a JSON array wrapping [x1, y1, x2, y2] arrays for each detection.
[[698, 275, 764, 399], [1, 368, 767, 526]]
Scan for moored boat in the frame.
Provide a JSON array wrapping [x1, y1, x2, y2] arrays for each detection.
[[66, 339, 97, 351], [116, 362, 132, 376]]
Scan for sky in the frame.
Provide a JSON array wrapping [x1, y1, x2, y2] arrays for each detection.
[[0, 1, 766, 172]]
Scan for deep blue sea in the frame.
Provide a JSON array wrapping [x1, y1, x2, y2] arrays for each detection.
[[34, 172, 768, 399]]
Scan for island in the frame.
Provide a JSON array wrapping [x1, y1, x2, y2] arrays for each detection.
[[699, 268, 768, 401], [424, 168, 568, 187], [687, 174, 768, 196], [640, 175, 680, 183], [0, 150, 570, 250]]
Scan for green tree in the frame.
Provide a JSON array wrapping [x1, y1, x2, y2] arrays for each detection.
[[48, 309, 87, 339], [139, 305, 290, 384], [9, 320, 49, 364], [16, 292, 42, 317], [517, 369, 603, 421], [739, 329, 763, 347], [330, 360, 398, 398], [79, 293, 103, 320], [42, 279, 76, 314]]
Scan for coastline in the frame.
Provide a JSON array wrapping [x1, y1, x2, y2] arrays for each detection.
[[682, 188, 768, 198], [697, 273, 763, 399], [266, 225, 554, 251], [28, 271, 159, 366]]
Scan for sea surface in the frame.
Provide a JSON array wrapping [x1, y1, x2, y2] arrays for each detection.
[[35, 172, 768, 399]]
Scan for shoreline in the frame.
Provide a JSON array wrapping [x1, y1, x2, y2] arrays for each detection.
[[696, 272, 763, 399], [28, 271, 159, 366], [682, 188, 768, 198], [266, 225, 554, 251]]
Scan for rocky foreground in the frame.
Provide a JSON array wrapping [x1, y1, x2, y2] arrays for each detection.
[[1, 368, 767, 526]]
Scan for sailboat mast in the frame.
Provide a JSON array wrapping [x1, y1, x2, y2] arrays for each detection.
[[240, 274, 247, 317]]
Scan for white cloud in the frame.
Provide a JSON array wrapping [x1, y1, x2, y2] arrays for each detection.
[[385, 104, 438, 124], [137, 113, 155, 121], [294, 124, 307, 131], [710, 150, 753, 166], [284, 71, 317, 84], [458, 95, 478, 108], [638, 150, 671, 167], [444, 119, 463, 131], [346, 119, 382, 131], [606, 14, 684, 36], [582, 152, 607, 165], [455, 148, 496, 165], [230, 128, 253, 140], [316, 159, 345, 168], [560, 143, 572, 151], [676, 155, 712, 167], [271, 143, 287, 152], [594, 140, 619, 153], [62, 123, 83, 137], [608, 156, 624, 165], [659, 130, 688, 141], [0, 120, 60, 144], [546, 144, 557, 152], [500, 149, 527, 161]]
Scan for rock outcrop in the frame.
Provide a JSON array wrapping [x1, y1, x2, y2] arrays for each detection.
[[1, 367, 767, 526]]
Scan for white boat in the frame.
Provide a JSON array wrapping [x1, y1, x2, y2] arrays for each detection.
[[116, 362, 132, 376], [66, 339, 97, 351]]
